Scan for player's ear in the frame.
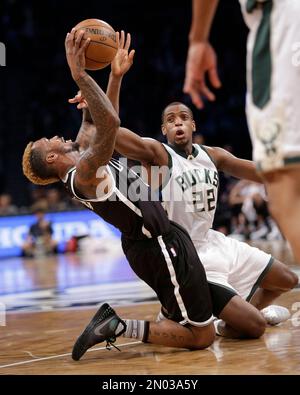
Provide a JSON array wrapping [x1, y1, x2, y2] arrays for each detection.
[[161, 124, 167, 136], [46, 152, 58, 163], [192, 120, 196, 132]]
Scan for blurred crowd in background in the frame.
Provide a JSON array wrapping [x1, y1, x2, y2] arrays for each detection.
[[0, 0, 282, 244]]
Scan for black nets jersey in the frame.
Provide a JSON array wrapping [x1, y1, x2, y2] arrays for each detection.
[[62, 158, 170, 240], [63, 158, 213, 326]]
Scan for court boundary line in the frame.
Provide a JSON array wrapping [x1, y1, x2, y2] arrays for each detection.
[[0, 340, 142, 369], [5, 300, 160, 315]]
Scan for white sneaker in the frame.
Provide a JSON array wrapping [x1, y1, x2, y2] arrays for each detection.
[[261, 305, 291, 325]]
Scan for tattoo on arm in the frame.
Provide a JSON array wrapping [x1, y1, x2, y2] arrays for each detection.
[[75, 73, 120, 184], [75, 112, 96, 151]]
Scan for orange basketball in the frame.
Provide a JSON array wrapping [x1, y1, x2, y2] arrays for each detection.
[[73, 19, 118, 70]]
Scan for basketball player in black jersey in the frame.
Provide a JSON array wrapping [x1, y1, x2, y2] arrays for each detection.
[[70, 31, 297, 339], [22, 29, 215, 360]]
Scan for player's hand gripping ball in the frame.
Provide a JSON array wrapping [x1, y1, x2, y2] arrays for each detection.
[[73, 19, 118, 70]]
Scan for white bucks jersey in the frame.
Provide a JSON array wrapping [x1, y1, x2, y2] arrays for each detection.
[[161, 144, 219, 241]]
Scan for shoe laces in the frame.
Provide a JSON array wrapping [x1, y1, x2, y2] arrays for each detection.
[[105, 336, 121, 352]]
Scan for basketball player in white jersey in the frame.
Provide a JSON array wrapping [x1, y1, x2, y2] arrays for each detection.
[[115, 102, 298, 338], [183, 0, 300, 264], [70, 35, 298, 338]]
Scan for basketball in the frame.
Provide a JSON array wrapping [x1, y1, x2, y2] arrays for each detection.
[[73, 19, 118, 70]]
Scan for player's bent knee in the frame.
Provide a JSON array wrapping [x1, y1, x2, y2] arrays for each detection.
[[233, 308, 267, 338], [265, 260, 299, 291], [278, 266, 299, 291], [246, 315, 266, 338], [188, 324, 215, 350]]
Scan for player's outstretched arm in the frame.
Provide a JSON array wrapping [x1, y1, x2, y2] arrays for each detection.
[[68, 101, 168, 167], [74, 106, 96, 151], [116, 127, 168, 167], [189, 0, 219, 43], [106, 31, 167, 169], [183, 0, 221, 109], [205, 146, 262, 183], [68, 100, 168, 168], [66, 31, 166, 170], [65, 29, 120, 191], [67, 98, 166, 171], [68, 91, 96, 150], [68, 31, 134, 149], [106, 31, 135, 114]]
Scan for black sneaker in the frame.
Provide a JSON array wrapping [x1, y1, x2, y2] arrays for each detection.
[[72, 303, 127, 361]]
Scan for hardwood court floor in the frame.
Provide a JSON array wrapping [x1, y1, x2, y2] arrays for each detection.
[[0, 241, 299, 375], [1, 294, 300, 375]]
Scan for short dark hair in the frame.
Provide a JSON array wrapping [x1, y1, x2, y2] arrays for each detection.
[[161, 102, 194, 123]]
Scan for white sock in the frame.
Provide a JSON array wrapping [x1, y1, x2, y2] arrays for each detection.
[[156, 311, 166, 322]]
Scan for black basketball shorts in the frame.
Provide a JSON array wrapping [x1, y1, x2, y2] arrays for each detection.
[[122, 221, 213, 327]]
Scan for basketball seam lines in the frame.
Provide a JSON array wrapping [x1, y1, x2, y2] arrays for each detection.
[[85, 56, 111, 64], [76, 24, 115, 32], [84, 39, 117, 50]]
